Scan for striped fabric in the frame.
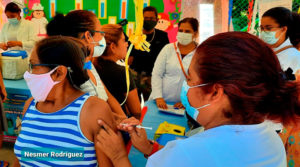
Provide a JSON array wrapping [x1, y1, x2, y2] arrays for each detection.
[[14, 94, 98, 167]]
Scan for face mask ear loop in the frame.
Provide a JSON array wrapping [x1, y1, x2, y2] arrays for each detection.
[[67, 67, 78, 89], [196, 103, 211, 110], [89, 33, 98, 45]]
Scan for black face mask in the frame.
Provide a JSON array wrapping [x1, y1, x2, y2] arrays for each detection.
[[143, 20, 157, 31]]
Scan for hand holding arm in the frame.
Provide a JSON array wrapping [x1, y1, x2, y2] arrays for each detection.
[[117, 117, 161, 155], [96, 120, 131, 167]]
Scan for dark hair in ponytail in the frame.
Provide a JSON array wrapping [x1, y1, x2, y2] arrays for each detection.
[[262, 7, 300, 47], [290, 12, 300, 47], [46, 10, 97, 38], [35, 36, 89, 88], [195, 32, 300, 126]]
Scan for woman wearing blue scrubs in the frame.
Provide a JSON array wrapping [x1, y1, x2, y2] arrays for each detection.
[[95, 32, 300, 167]]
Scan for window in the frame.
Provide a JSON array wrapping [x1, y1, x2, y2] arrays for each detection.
[[199, 4, 214, 43]]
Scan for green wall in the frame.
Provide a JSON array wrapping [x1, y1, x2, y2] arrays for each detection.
[[41, 0, 164, 25]]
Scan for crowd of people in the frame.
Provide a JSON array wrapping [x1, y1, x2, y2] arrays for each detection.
[[0, 1, 299, 167]]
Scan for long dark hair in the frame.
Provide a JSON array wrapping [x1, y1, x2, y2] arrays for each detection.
[[263, 7, 300, 47], [194, 32, 300, 126], [46, 10, 97, 38]]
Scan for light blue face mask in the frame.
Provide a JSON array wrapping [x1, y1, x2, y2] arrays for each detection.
[[90, 35, 106, 57], [8, 18, 19, 25], [260, 30, 282, 45], [180, 81, 211, 121]]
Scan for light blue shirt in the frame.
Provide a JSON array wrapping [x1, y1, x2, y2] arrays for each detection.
[[149, 42, 196, 102], [147, 122, 286, 167]]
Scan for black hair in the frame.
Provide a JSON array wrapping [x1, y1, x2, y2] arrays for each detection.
[[143, 6, 158, 18], [4, 2, 21, 13], [290, 12, 300, 47], [263, 7, 300, 47], [46, 10, 97, 38], [178, 17, 199, 32], [35, 36, 89, 88]]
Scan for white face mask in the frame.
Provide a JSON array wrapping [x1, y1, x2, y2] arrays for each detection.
[[90, 35, 106, 57], [24, 67, 60, 102], [260, 29, 283, 45], [177, 32, 193, 45]]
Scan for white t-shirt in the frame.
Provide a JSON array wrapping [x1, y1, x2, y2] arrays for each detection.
[[80, 64, 108, 101], [147, 122, 286, 167], [274, 38, 300, 74], [149, 42, 195, 102]]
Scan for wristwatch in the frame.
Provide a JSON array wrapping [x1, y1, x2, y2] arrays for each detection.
[[144, 140, 159, 158]]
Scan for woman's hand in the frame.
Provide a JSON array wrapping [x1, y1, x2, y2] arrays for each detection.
[[0, 43, 8, 50], [118, 117, 153, 155], [174, 102, 184, 109], [7, 41, 22, 48], [96, 120, 130, 167], [156, 98, 167, 109]]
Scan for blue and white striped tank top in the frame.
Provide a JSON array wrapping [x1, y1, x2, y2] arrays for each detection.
[[14, 93, 97, 167]]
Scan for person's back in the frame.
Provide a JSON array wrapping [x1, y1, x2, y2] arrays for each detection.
[[275, 41, 300, 73], [147, 122, 286, 167]]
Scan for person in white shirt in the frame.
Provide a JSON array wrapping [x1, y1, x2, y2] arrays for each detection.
[[260, 7, 300, 132], [149, 18, 199, 109], [260, 7, 300, 75], [95, 32, 300, 167], [0, 2, 37, 54]]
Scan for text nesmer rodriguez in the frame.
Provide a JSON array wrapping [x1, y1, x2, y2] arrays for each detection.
[[24, 151, 83, 158]]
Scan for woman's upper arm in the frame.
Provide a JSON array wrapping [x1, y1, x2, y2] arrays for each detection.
[[83, 97, 116, 166], [126, 88, 141, 119], [103, 83, 127, 118], [23, 97, 33, 116]]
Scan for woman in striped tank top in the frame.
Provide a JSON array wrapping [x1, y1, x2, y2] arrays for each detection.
[[14, 36, 117, 167]]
